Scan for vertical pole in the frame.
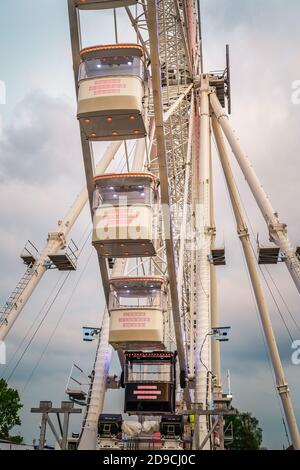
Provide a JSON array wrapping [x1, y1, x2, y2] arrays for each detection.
[[194, 77, 212, 450], [61, 412, 70, 451], [209, 123, 225, 450], [212, 115, 300, 450], [113, 9, 119, 44], [38, 413, 48, 450], [209, 130, 222, 389]]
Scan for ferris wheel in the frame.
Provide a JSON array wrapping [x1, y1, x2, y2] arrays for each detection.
[[1, 0, 300, 451]]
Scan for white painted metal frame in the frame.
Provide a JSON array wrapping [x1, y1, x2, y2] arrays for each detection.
[[212, 113, 300, 450], [210, 93, 300, 295]]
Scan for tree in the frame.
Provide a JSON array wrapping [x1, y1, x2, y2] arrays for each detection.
[[225, 409, 263, 450], [0, 378, 23, 443]]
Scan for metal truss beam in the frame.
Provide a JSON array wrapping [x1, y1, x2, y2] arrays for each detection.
[[148, 0, 189, 387]]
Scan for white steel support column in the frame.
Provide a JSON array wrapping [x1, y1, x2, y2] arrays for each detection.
[[0, 142, 121, 341], [212, 115, 300, 451], [194, 79, 212, 450], [209, 126, 224, 450], [210, 93, 300, 295], [209, 129, 222, 390], [79, 259, 126, 451]]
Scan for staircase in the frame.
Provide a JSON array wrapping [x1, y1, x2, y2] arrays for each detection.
[[0, 266, 35, 326]]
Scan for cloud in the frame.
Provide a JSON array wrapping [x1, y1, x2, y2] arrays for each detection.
[[0, 91, 82, 185], [0, 1, 300, 449]]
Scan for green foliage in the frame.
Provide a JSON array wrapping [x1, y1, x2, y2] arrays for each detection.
[[225, 409, 263, 450], [0, 378, 23, 442]]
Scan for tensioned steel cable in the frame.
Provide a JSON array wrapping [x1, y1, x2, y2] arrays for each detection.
[[264, 265, 300, 335], [2, 221, 92, 380], [1, 273, 64, 380], [7, 230, 92, 383], [20, 247, 94, 396], [212, 135, 296, 342], [6, 271, 72, 382]]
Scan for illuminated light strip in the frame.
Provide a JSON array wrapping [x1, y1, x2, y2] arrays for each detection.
[[80, 44, 145, 56], [89, 85, 126, 91], [94, 79, 122, 84], [121, 312, 147, 317], [110, 277, 164, 282], [101, 220, 138, 225], [119, 321, 150, 324], [103, 215, 139, 222], [102, 213, 139, 218], [120, 319, 148, 323], [133, 391, 161, 395], [119, 319, 150, 323], [94, 173, 157, 183], [136, 395, 158, 400], [89, 82, 124, 87], [137, 385, 158, 390]]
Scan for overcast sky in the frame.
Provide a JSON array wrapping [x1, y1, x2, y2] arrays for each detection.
[[0, 0, 300, 450]]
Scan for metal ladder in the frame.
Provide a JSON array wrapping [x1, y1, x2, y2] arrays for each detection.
[[0, 265, 36, 326]]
